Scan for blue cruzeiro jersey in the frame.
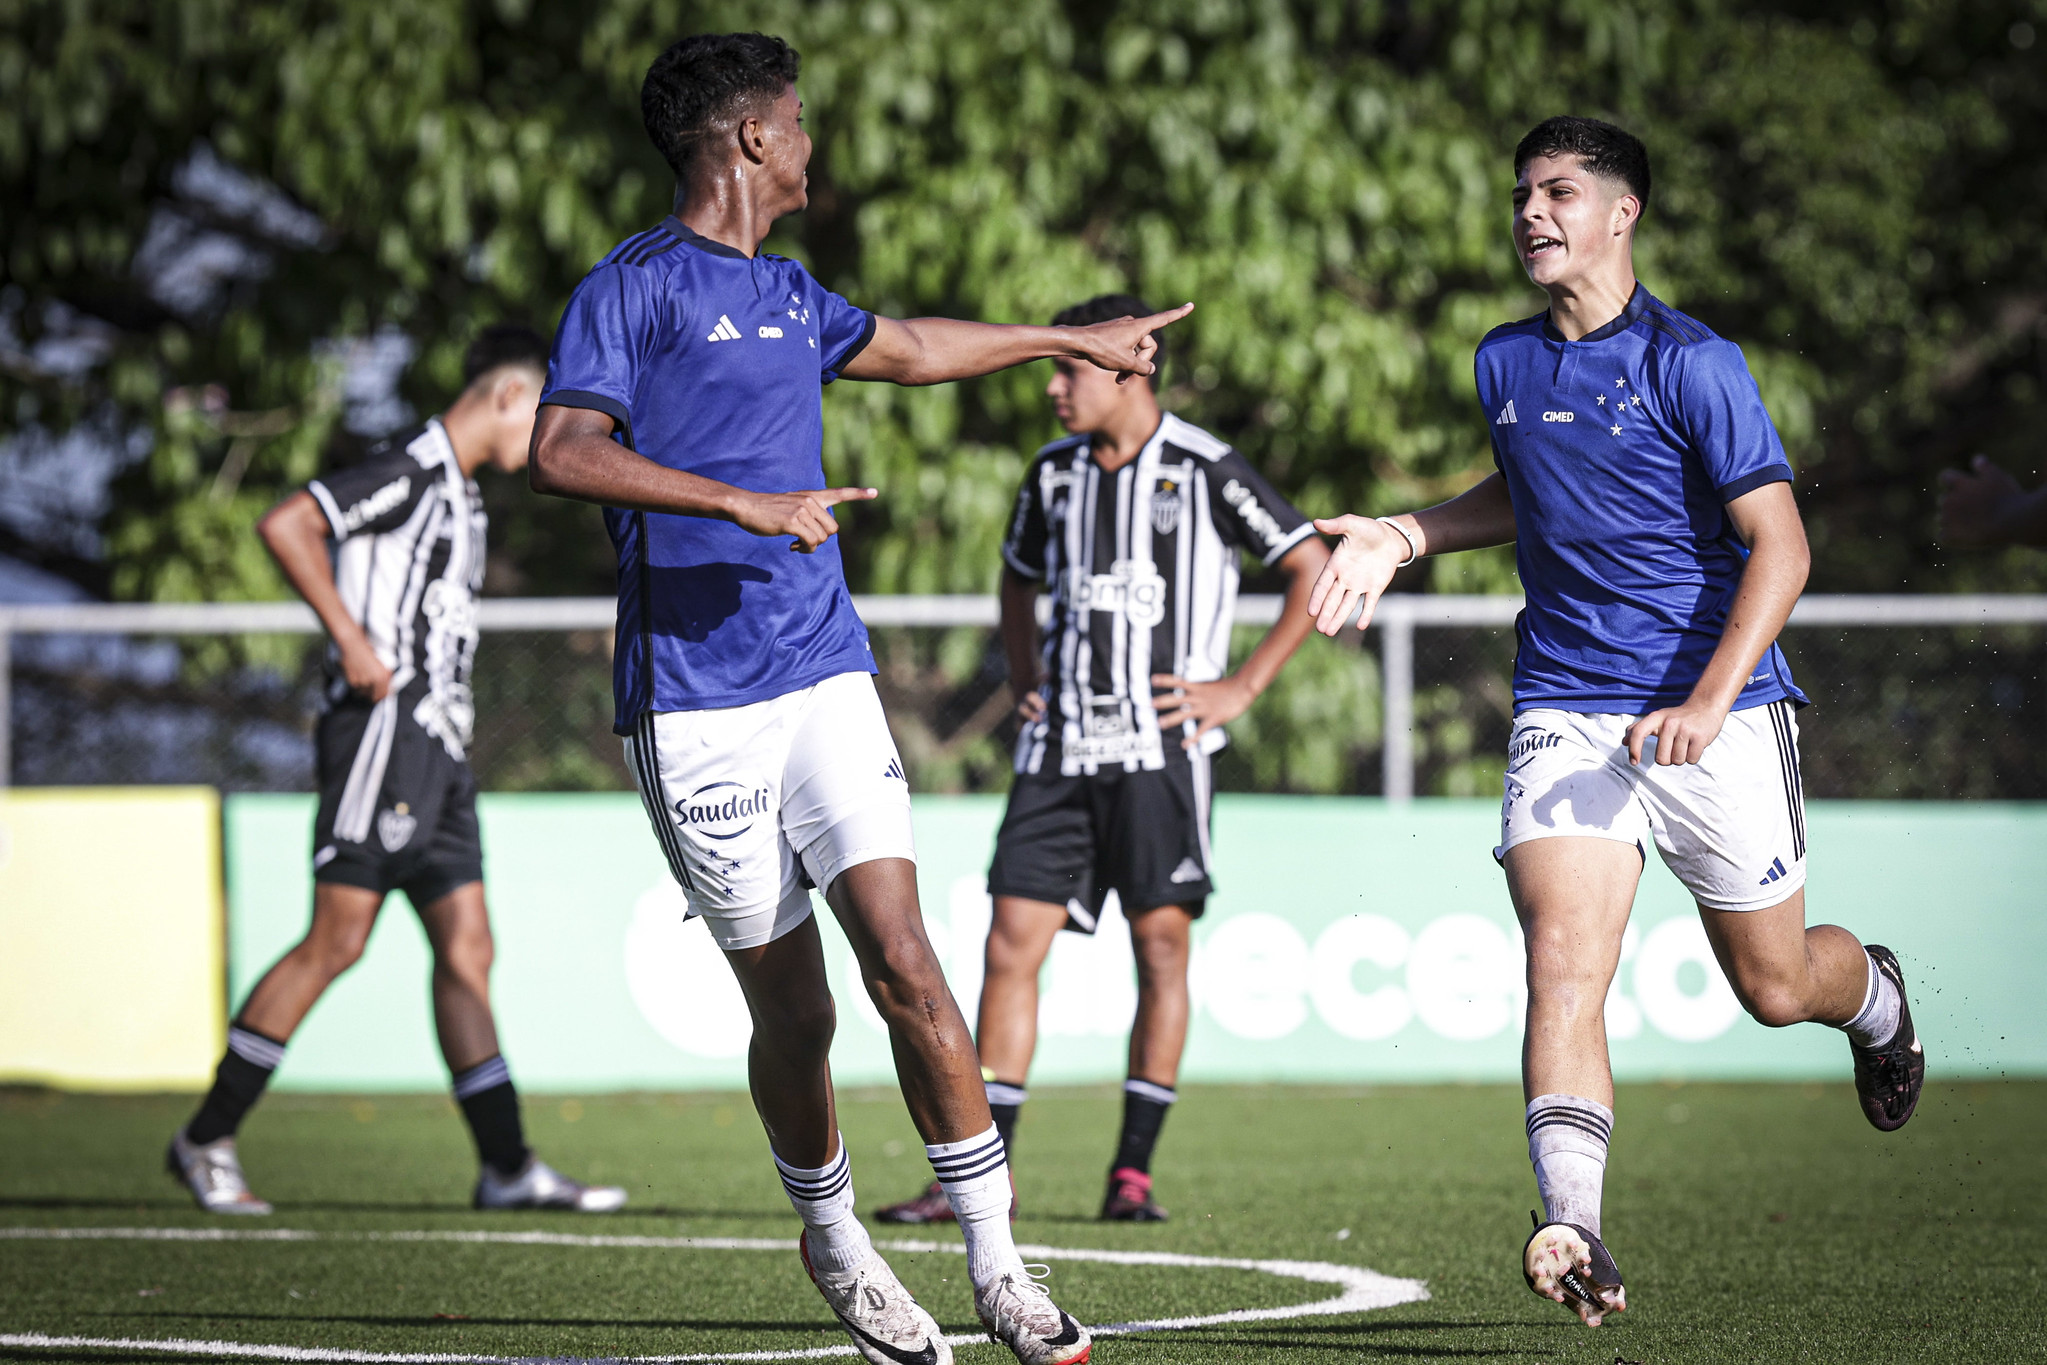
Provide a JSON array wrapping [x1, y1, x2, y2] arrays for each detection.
[[542, 217, 880, 731], [1478, 285, 1807, 714]]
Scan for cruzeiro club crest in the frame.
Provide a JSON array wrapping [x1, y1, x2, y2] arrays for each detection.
[[378, 802, 417, 852], [1150, 479, 1183, 536]]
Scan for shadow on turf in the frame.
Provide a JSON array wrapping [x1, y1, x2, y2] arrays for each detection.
[[1154, 1327, 1545, 1358], [0, 1197, 784, 1219], [80, 1309, 844, 1334]]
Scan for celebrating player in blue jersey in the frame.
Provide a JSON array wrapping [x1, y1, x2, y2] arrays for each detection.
[[1308, 117, 1926, 1329], [529, 32, 1188, 1365]]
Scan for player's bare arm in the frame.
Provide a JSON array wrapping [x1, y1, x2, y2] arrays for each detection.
[[257, 491, 392, 701], [1306, 471, 1519, 636], [998, 566, 1047, 724], [1624, 479, 1809, 766], [1937, 453, 2047, 548], [529, 406, 876, 553], [840, 306, 1194, 387], [1153, 533, 1331, 747]]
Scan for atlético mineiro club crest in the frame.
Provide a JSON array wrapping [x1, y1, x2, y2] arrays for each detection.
[[1150, 482, 1182, 536], [378, 804, 417, 852]]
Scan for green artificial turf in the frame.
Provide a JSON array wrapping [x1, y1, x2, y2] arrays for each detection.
[[2, 1081, 2042, 1364]]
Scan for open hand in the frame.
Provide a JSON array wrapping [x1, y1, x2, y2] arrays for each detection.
[[1624, 699, 1727, 766], [1152, 673, 1253, 748], [1068, 303, 1195, 384], [1306, 514, 1407, 636], [339, 636, 394, 702], [1937, 454, 2026, 549], [1015, 689, 1047, 724], [733, 487, 879, 552]]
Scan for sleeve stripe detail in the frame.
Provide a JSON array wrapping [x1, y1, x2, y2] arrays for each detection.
[[827, 310, 879, 377], [623, 235, 685, 269], [541, 390, 635, 451], [1259, 520, 1317, 566], [306, 481, 348, 539], [1717, 463, 1794, 501], [1000, 543, 1044, 578]]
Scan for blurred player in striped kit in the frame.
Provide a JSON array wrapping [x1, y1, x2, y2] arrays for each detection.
[[166, 326, 625, 1217]]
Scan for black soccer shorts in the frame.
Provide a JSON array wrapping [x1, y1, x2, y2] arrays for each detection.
[[311, 702, 484, 907], [985, 751, 1214, 932]]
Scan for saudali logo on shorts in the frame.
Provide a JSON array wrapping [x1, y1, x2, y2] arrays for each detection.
[[378, 802, 417, 852], [674, 781, 774, 841]]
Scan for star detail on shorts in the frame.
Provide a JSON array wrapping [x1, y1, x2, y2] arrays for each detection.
[[1615, 377, 1627, 387], [1596, 394, 1607, 406], [1609, 423, 1623, 436], [1630, 394, 1643, 408]]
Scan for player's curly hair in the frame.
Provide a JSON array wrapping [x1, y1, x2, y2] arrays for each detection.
[[642, 33, 802, 180], [1513, 116, 1652, 218], [1053, 294, 1169, 391]]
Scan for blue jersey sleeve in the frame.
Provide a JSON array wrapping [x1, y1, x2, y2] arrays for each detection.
[[541, 264, 656, 448], [813, 282, 876, 384], [1676, 339, 1794, 501]]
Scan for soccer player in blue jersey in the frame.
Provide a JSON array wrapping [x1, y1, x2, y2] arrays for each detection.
[[529, 32, 1187, 1365], [1307, 117, 1925, 1329]]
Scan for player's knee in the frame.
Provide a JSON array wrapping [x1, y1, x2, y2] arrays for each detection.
[[865, 935, 949, 1022], [1522, 929, 1608, 995], [303, 930, 370, 979], [755, 991, 837, 1061], [1737, 978, 1809, 1029]]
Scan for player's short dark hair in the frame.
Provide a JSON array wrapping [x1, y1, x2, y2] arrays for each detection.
[[642, 33, 802, 179], [1052, 293, 1168, 391], [1513, 116, 1652, 218], [461, 324, 549, 387]]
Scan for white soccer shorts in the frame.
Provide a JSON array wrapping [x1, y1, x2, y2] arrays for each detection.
[[1496, 701, 1808, 913], [623, 670, 916, 950]]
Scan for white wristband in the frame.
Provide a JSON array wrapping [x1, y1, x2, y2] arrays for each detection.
[[1377, 517, 1420, 568]]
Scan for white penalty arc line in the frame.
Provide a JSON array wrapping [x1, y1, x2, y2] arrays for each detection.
[[0, 1226, 1428, 1363]]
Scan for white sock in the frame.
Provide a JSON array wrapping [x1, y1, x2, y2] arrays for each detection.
[[927, 1125, 1024, 1288], [773, 1138, 873, 1284], [1843, 952, 1902, 1049], [1526, 1094, 1613, 1238]]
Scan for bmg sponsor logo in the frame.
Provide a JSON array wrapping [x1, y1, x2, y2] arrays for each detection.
[[674, 781, 773, 841]]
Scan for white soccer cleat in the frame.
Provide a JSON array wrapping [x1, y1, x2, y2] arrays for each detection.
[[472, 1156, 628, 1212], [976, 1266, 1091, 1365], [1523, 1216, 1626, 1327], [165, 1131, 272, 1216], [801, 1240, 953, 1365]]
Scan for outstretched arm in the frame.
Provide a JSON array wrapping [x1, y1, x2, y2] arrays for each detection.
[[1624, 480, 1809, 766], [529, 406, 876, 553], [1306, 472, 1519, 636], [1153, 534, 1332, 748], [257, 492, 392, 701], [1938, 455, 2047, 548], [839, 305, 1194, 387]]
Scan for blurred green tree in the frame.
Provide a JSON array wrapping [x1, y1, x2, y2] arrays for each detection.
[[4, 0, 2043, 790]]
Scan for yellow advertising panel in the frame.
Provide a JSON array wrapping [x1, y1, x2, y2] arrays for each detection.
[[0, 787, 225, 1089]]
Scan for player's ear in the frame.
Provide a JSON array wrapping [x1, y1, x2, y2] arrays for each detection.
[[737, 108, 770, 166], [1614, 192, 1641, 236]]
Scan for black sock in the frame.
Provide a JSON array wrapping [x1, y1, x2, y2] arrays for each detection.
[[452, 1056, 530, 1178], [984, 1079, 1027, 1158], [184, 1025, 287, 1145], [1111, 1078, 1176, 1174]]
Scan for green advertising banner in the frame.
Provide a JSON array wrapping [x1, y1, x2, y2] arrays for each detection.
[[224, 795, 2046, 1092]]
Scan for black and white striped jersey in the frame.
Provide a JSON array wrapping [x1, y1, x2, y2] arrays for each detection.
[[1002, 412, 1314, 776], [305, 418, 485, 761]]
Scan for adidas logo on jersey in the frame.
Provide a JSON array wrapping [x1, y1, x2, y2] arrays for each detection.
[[1495, 399, 1518, 425], [706, 314, 743, 342]]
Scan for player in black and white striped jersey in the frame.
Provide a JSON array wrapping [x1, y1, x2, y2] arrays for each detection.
[[878, 294, 1330, 1226], [165, 326, 624, 1217]]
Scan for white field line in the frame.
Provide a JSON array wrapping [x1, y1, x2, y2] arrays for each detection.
[[0, 1226, 1428, 1363]]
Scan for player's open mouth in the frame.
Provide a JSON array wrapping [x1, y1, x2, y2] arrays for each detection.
[[1524, 236, 1562, 260]]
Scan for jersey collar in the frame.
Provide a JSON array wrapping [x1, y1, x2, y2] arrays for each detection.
[[660, 215, 751, 259], [1542, 283, 1650, 344]]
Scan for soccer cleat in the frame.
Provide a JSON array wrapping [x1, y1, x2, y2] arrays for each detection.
[[976, 1266, 1091, 1365], [874, 1176, 1018, 1225], [473, 1156, 628, 1212], [1523, 1213, 1625, 1327], [165, 1130, 272, 1215], [1851, 945, 1925, 1132], [1098, 1166, 1168, 1222], [800, 1239, 953, 1365]]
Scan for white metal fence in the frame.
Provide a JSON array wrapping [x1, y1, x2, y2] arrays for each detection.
[[8, 593, 2047, 798]]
